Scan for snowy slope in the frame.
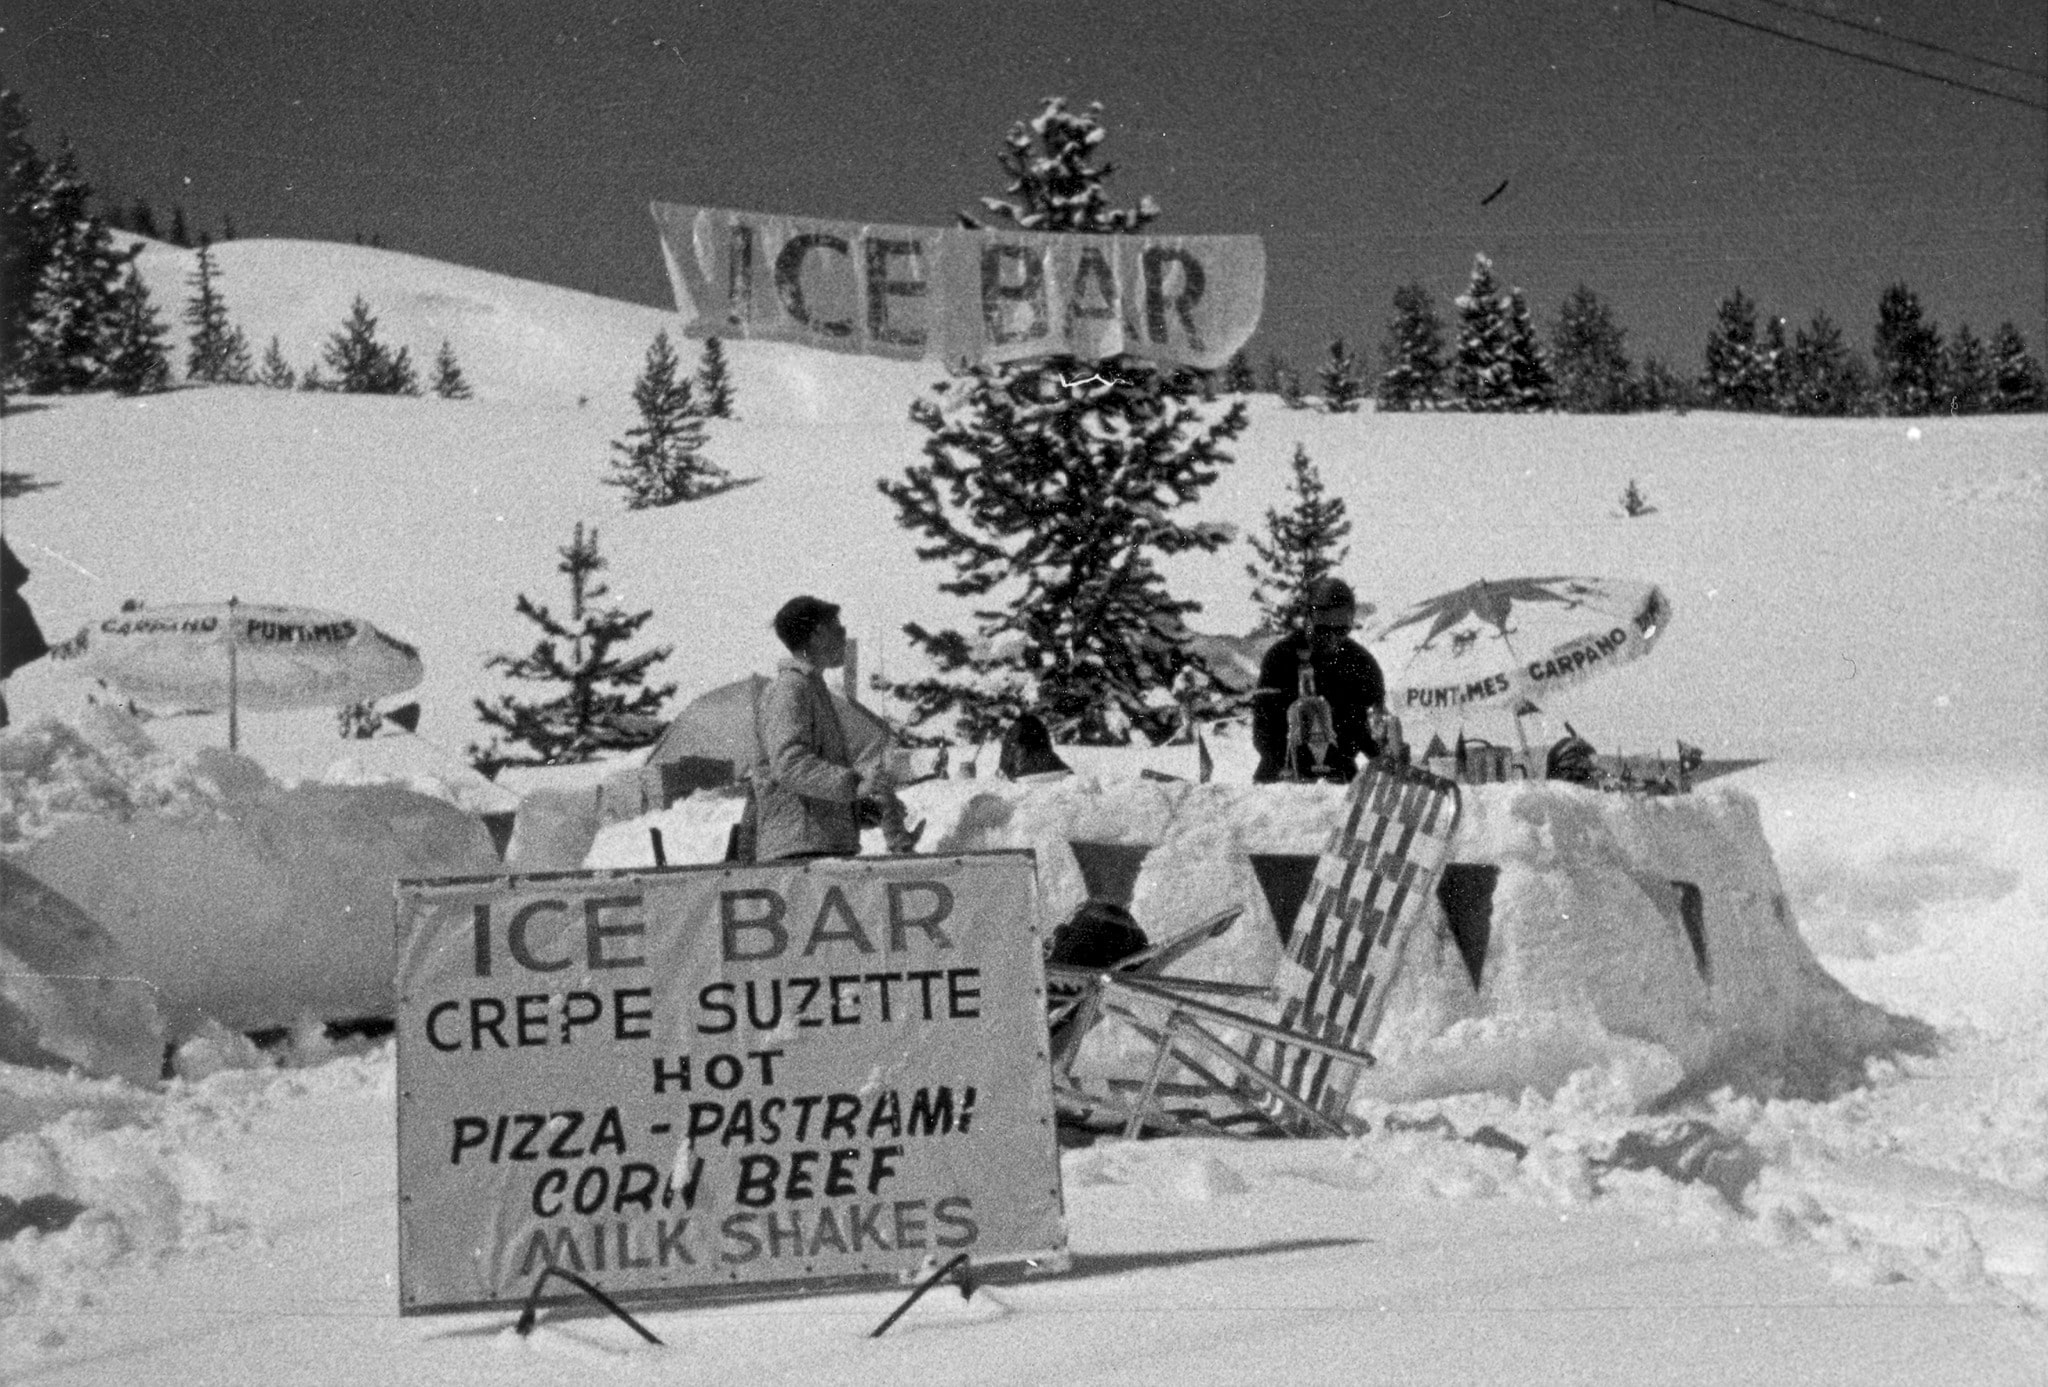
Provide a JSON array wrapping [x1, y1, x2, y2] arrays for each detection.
[[0, 238, 2044, 1382], [0, 237, 2039, 765]]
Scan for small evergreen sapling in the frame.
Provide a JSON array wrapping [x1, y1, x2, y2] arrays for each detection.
[[258, 336, 296, 390], [1247, 443, 1353, 635], [1989, 322, 2045, 412], [183, 241, 253, 384], [1318, 337, 1364, 413], [430, 339, 472, 399], [103, 254, 172, 395], [470, 521, 676, 769], [694, 335, 734, 418], [321, 296, 417, 395], [606, 330, 744, 507], [1620, 479, 1654, 518]]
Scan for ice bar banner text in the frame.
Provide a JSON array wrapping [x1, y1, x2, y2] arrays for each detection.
[[652, 201, 1265, 371]]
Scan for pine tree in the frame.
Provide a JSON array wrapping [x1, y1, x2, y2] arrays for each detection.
[[694, 335, 735, 418], [879, 97, 1245, 746], [1260, 351, 1291, 395], [258, 336, 296, 389], [2, 89, 57, 386], [1938, 324, 1994, 415], [129, 198, 159, 240], [102, 253, 172, 395], [606, 330, 740, 507], [1759, 315, 1794, 413], [1989, 322, 2045, 412], [470, 522, 676, 769], [1278, 367, 1307, 409], [1246, 443, 1351, 635], [1549, 284, 1632, 413], [1504, 288, 1556, 410], [1788, 311, 1854, 416], [1222, 349, 1256, 394], [321, 296, 418, 394], [1636, 355, 1693, 412], [169, 205, 190, 248], [1872, 282, 1941, 417], [1376, 282, 1447, 412], [1317, 336, 1364, 412], [1450, 254, 1520, 411], [1701, 287, 1769, 411], [183, 241, 253, 384], [429, 339, 472, 399], [18, 144, 128, 394]]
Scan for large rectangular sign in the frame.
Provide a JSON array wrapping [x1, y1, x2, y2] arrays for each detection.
[[394, 852, 1067, 1314], [652, 201, 1264, 370]]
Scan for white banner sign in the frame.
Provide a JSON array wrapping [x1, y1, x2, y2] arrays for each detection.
[[652, 202, 1264, 370], [394, 852, 1067, 1315]]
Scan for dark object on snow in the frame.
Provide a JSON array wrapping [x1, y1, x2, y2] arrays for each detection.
[[1, 538, 51, 681], [1546, 725, 1599, 784], [1047, 900, 1149, 970], [997, 711, 1070, 779]]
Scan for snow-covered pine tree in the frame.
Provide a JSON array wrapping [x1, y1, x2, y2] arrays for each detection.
[[18, 143, 128, 394], [879, 97, 1246, 746], [430, 339, 472, 399], [1260, 352, 1291, 395], [694, 335, 735, 418], [1701, 287, 1769, 411], [469, 521, 676, 770], [321, 296, 417, 394], [1376, 282, 1447, 412], [1317, 337, 1365, 412], [605, 330, 741, 507], [1278, 367, 1307, 409], [258, 336, 296, 389], [1222, 349, 1256, 394], [1760, 315, 1793, 414], [1872, 282, 1941, 417], [1450, 254, 1519, 411], [1788, 311, 1853, 416], [1548, 284, 1632, 413], [183, 240, 254, 384], [1938, 325, 1993, 415], [103, 253, 172, 395], [1989, 322, 2045, 412], [1246, 442, 1352, 635], [1505, 288, 1556, 411]]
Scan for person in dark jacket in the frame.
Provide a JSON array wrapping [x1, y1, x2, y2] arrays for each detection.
[[0, 538, 51, 730], [1251, 576, 1385, 783]]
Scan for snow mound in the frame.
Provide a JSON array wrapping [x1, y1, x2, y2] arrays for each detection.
[[8, 717, 501, 1034]]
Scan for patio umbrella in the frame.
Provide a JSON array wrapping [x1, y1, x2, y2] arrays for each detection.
[[644, 673, 893, 775], [1363, 576, 1672, 723], [54, 599, 423, 747]]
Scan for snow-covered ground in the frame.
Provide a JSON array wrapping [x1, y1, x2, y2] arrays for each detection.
[[0, 239, 2043, 1381]]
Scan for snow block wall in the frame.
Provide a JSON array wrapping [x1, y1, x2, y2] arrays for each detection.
[[592, 774, 1918, 1112]]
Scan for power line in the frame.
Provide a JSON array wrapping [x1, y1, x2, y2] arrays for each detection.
[[1653, 0, 2048, 112], [1747, 0, 2047, 81]]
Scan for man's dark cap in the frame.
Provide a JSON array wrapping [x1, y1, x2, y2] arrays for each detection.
[[773, 595, 841, 652], [1307, 577, 1356, 615]]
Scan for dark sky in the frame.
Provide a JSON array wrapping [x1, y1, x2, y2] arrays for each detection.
[[5, 0, 2043, 375]]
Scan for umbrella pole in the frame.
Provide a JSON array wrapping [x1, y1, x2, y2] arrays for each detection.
[[227, 595, 239, 752]]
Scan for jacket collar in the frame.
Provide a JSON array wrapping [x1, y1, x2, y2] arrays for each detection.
[[779, 654, 826, 679]]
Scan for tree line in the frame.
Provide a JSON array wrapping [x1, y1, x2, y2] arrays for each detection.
[[1230, 254, 2045, 417]]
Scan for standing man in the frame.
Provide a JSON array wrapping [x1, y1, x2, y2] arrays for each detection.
[[753, 594, 901, 861], [1251, 576, 1385, 783]]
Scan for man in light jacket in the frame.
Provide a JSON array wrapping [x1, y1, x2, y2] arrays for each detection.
[[753, 595, 892, 861]]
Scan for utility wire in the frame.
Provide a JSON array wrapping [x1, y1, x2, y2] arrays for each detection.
[[1653, 0, 2048, 112], [1747, 0, 2047, 81]]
